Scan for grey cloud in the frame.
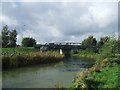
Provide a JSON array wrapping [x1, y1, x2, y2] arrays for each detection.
[[1, 2, 118, 44]]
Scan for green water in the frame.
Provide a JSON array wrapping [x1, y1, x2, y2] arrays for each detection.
[[2, 56, 94, 88]]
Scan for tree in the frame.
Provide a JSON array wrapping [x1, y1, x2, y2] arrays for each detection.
[[0, 35, 2, 47], [21, 37, 36, 47], [118, 36, 120, 54], [9, 29, 17, 47], [82, 35, 97, 47], [2, 25, 17, 47], [2, 25, 9, 47], [98, 36, 110, 48]]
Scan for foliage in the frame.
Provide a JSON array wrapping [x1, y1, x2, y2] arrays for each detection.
[[9, 29, 17, 47], [96, 36, 117, 64], [21, 37, 36, 47], [118, 36, 120, 53], [72, 64, 119, 89], [2, 25, 9, 47], [2, 25, 17, 47], [90, 64, 119, 89], [73, 48, 97, 60], [72, 63, 119, 89], [2, 47, 38, 54], [98, 36, 110, 48], [76, 35, 118, 64], [72, 35, 119, 89], [0, 36, 1, 46], [2, 48, 64, 70], [82, 35, 97, 47]]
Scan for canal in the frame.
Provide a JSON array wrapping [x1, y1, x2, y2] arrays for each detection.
[[2, 56, 95, 88]]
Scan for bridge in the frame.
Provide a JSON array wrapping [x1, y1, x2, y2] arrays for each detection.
[[34, 42, 88, 56]]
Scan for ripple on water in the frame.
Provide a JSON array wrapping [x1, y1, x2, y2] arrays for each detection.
[[2, 57, 95, 88]]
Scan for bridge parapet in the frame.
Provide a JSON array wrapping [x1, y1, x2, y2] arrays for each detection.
[[46, 42, 82, 45], [34, 42, 98, 56], [34, 43, 86, 50]]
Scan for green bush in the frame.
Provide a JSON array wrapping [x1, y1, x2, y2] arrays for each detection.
[[71, 36, 119, 89]]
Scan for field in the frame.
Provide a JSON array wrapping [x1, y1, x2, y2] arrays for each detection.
[[2, 47, 38, 54], [2, 47, 64, 70]]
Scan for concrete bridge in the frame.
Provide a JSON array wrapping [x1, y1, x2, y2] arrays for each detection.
[[35, 42, 88, 56]]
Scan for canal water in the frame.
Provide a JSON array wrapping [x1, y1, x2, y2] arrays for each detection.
[[2, 56, 95, 88]]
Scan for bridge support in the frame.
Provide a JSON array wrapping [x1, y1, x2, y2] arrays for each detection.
[[59, 49, 63, 54]]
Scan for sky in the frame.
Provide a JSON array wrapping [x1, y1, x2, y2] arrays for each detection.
[[0, 0, 119, 45]]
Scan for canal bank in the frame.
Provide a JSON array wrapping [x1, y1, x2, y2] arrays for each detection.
[[2, 48, 64, 70], [2, 56, 95, 88]]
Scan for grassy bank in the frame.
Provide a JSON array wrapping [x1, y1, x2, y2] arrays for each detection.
[[71, 60, 119, 89], [2, 47, 64, 70], [71, 37, 120, 89], [73, 50, 98, 60]]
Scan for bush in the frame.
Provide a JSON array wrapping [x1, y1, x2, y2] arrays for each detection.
[[71, 36, 119, 89], [21, 37, 36, 47]]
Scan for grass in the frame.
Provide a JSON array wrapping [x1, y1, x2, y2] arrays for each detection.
[[2, 47, 64, 70], [91, 64, 119, 88], [71, 36, 120, 89], [2, 47, 38, 54], [72, 49, 98, 60], [71, 61, 119, 89]]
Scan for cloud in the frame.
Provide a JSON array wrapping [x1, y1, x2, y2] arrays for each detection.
[[1, 1, 118, 45], [89, 3, 117, 28], [0, 15, 18, 26], [1, 0, 119, 2]]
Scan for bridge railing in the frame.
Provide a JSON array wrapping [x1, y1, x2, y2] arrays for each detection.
[[34, 43, 98, 51]]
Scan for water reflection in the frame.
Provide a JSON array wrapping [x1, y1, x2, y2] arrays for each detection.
[[2, 56, 94, 88]]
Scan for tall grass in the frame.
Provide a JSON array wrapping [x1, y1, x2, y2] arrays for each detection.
[[2, 47, 38, 54], [73, 49, 98, 60], [71, 36, 120, 89], [2, 48, 64, 70]]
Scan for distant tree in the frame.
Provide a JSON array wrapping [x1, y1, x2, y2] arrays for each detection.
[[22, 37, 36, 47], [2, 25, 9, 47], [2, 25, 17, 47], [9, 29, 17, 47], [82, 35, 97, 47], [0, 35, 2, 47], [98, 36, 110, 48], [118, 36, 120, 53]]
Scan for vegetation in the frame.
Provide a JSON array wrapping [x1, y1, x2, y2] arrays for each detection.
[[1, 25, 119, 88], [1, 25, 64, 70], [2, 25, 37, 47], [71, 63, 119, 89], [2, 47, 38, 54], [73, 49, 97, 60], [22, 37, 36, 47], [2, 47, 64, 70], [2, 25, 17, 47], [90, 64, 119, 88], [0, 35, 2, 47], [82, 35, 97, 47], [71, 35, 120, 89], [98, 36, 109, 48]]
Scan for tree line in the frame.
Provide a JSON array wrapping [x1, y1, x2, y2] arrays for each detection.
[[1, 25, 36, 48], [1, 25, 117, 49], [82, 35, 110, 51]]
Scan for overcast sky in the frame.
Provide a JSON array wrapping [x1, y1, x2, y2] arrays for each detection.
[[0, 0, 118, 45]]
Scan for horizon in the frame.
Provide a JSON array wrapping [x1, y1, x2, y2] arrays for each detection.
[[0, 1, 118, 45]]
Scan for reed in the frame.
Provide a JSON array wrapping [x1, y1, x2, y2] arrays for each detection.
[[2, 48, 64, 70], [71, 36, 119, 89]]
